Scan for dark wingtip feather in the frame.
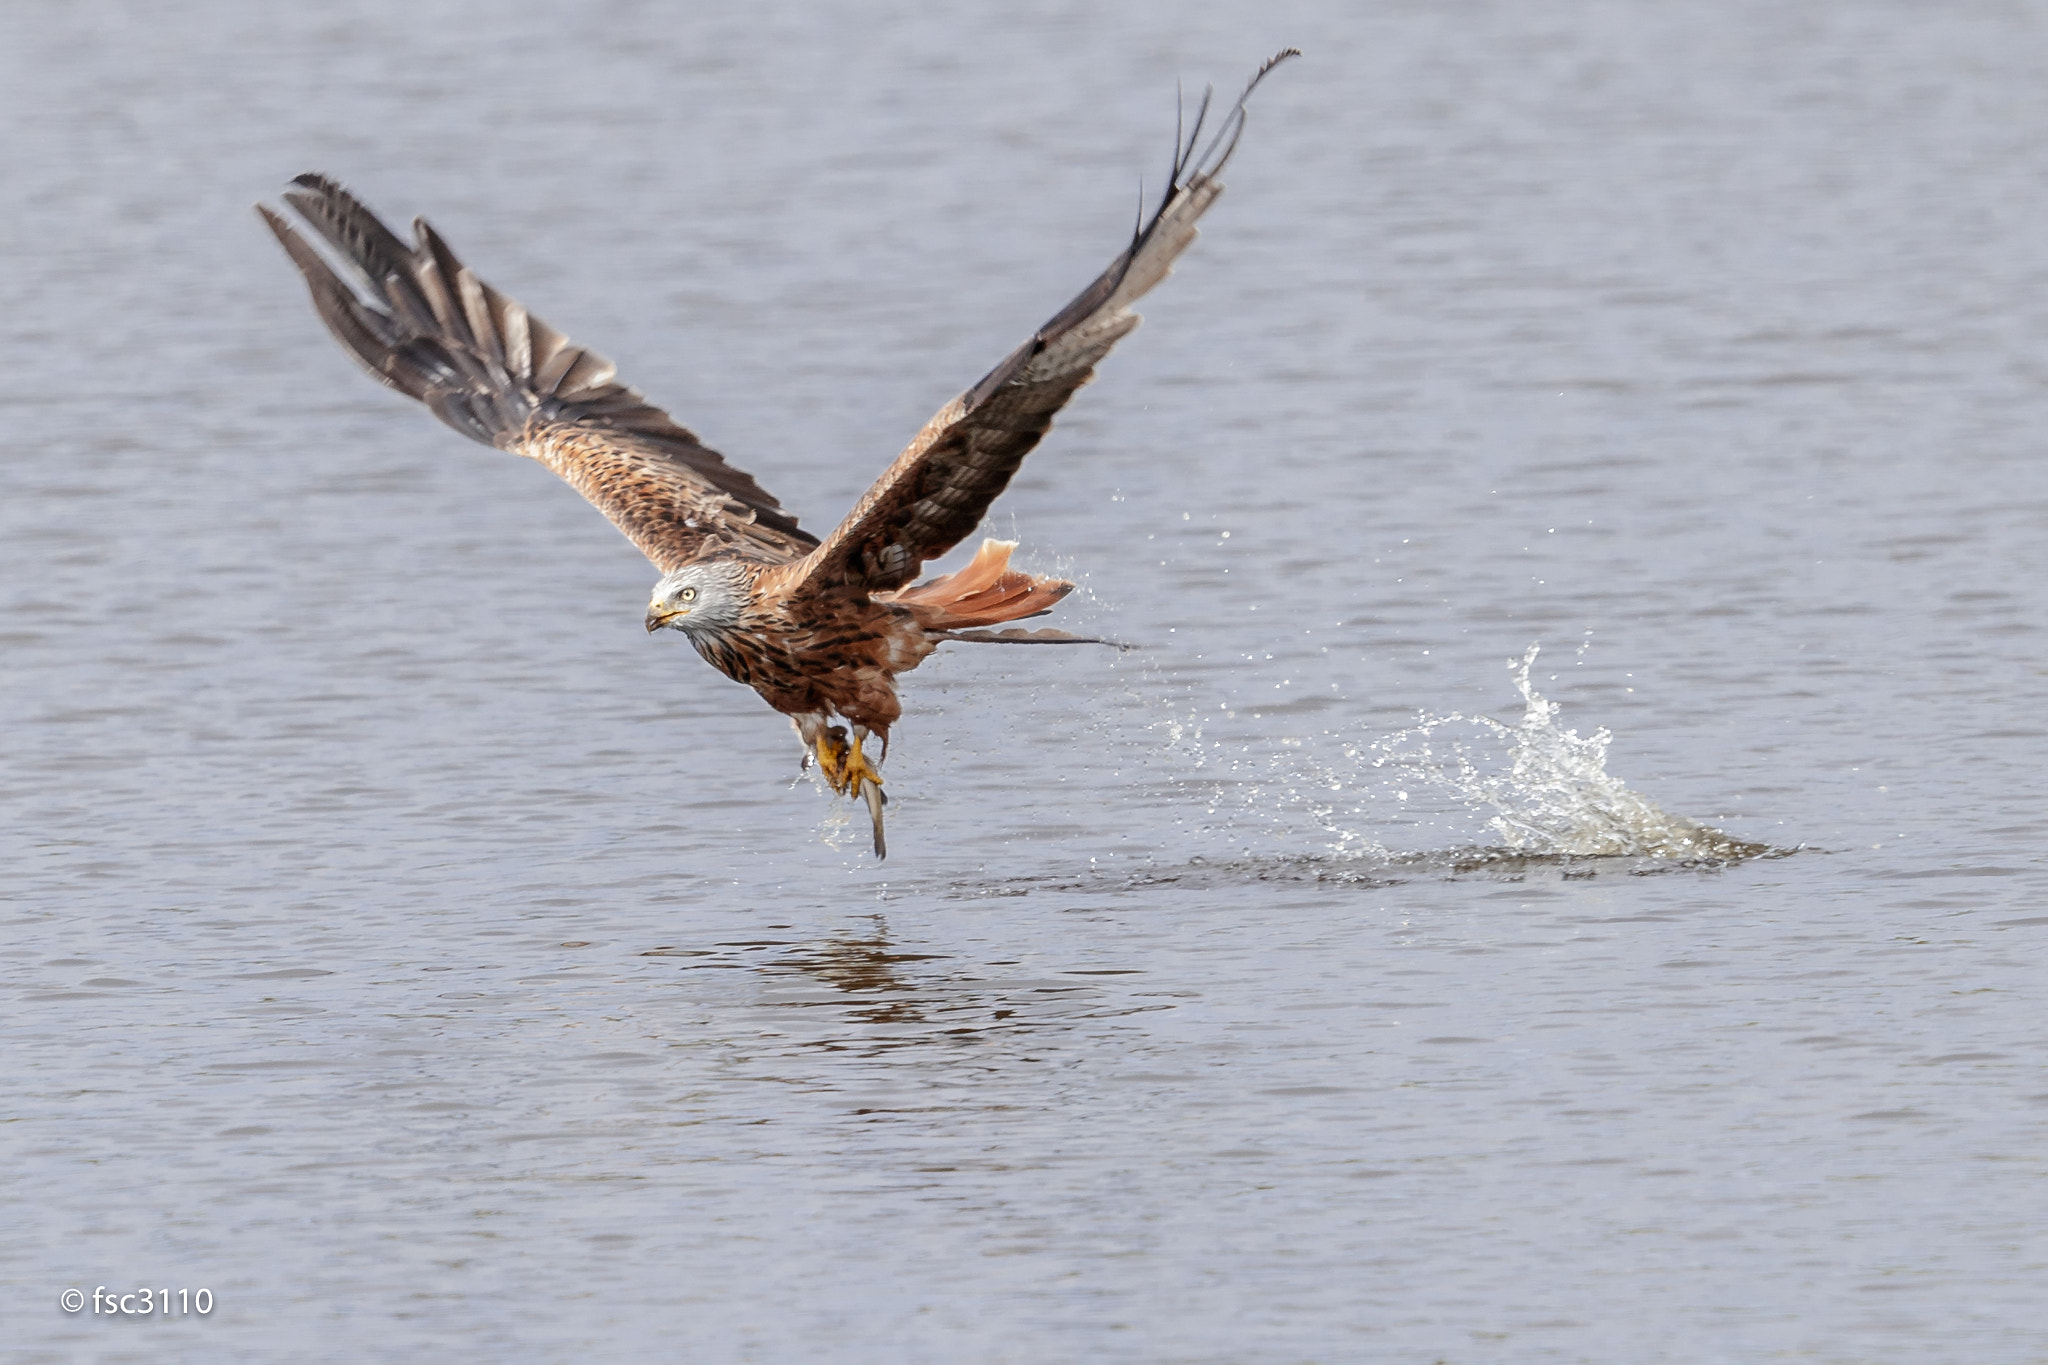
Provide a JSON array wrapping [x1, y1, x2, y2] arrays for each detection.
[[964, 50, 1297, 408], [257, 199, 442, 404], [1190, 46, 1302, 180]]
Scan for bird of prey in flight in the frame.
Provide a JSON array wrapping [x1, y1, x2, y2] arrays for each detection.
[[259, 49, 1295, 858]]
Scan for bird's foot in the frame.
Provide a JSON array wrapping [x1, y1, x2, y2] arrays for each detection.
[[813, 724, 853, 794], [810, 725, 887, 858]]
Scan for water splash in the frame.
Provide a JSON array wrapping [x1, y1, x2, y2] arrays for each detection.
[[898, 630, 1772, 879], [1369, 645, 1765, 862]]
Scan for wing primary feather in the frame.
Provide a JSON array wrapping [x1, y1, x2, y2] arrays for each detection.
[[1194, 47, 1300, 175], [257, 205, 442, 402], [412, 219, 481, 356], [1178, 84, 1215, 184], [1169, 78, 1186, 208], [281, 174, 435, 325]]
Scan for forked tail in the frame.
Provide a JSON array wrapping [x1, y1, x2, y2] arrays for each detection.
[[883, 539, 1072, 630]]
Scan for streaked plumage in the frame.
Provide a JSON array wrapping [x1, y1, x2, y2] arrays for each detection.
[[259, 50, 1295, 857]]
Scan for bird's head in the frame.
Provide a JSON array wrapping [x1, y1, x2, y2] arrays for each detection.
[[646, 562, 748, 637]]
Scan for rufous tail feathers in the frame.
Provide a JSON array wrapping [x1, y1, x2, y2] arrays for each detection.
[[881, 539, 1072, 630]]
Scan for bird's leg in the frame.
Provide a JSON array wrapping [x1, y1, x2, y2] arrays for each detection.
[[847, 726, 887, 859]]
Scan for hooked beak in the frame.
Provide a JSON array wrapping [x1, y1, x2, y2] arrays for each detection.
[[646, 606, 686, 633]]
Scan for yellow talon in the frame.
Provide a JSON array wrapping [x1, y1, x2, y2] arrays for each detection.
[[842, 730, 884, 799], [814, 725, 852, 794]]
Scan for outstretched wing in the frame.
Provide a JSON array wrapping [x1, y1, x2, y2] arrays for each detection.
[[258, 176, 818, 573], [784, 50, 1297, 597]]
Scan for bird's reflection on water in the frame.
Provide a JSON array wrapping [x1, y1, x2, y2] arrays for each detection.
[[642, 919, 1161, 1054], [761, 921, 945, 1028]]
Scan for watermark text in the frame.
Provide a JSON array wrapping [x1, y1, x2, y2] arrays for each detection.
[[60, 1287, 214, 1316]]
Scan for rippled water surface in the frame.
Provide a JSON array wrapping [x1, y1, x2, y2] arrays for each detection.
[[7, 2, 2048, 1361]]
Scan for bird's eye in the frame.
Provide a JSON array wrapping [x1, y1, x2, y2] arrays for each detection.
[[679, 587, 697, 602]]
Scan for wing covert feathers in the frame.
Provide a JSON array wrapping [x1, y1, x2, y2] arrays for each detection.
[[259, 175, 816, 572], [790, 49, 1298, 597]]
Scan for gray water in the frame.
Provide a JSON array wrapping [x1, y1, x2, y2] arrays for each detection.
[[5, 2, 2047, 1360]]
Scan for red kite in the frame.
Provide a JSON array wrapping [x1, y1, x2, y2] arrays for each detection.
[[259, 50, 1295, 857]]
